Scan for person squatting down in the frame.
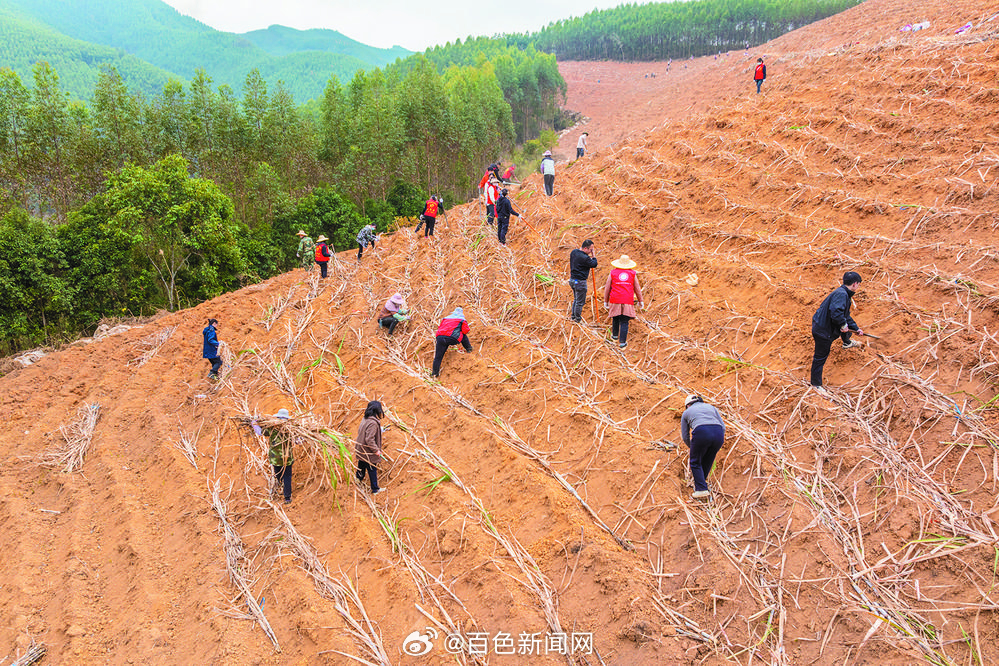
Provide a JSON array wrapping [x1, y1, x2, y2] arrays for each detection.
[[495, 188, 520, 245], [603, 255, 644, 348], [680, 395, 725, 500], [356, 224, 377, 259], [295, 230, 314, 270], [432, 307, 472, 378], [314, 235, 331, 278], [203, 318, 221, 379], [355, 401, 385, 494], [540, 150, 556, 196], [253, 409, 294, 504], [376, 292, 410, 335], [568, 240, 598, 322], [810, 271, 864, 388]]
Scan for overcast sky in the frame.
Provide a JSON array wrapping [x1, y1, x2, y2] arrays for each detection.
[[160, 0, 632, 52]]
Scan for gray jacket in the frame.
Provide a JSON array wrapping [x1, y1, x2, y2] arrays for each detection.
[[680, 401, 725, 446]]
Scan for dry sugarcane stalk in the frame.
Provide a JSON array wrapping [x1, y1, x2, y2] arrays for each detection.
[[10, 642, 46, 666], [207, 477, 280, 651], [128, 325, 176, 367], [40, 403, 100, 473]]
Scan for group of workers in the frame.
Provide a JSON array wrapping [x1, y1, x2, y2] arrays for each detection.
[[201, 141, 868, 504]]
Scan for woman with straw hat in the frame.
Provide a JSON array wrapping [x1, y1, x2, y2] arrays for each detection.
[[603, 255, 644, 349], [314, 235, 331, 278]]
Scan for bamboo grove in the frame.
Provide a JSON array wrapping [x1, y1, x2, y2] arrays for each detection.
[[509, 0, 863, 61], [0, 48, 563, 354]]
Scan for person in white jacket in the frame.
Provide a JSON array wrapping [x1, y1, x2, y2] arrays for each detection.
[[576, 132, 588, 159], [540, 150, 555, 196]]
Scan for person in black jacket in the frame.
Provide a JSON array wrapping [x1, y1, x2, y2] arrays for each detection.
[[568, 240, 598, 322], [810, 271, 865, 388], [495, 188, 520, 245]]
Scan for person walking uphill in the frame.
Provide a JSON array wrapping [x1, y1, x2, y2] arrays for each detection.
[[314, 235, 331, 278], [568, 240, 598, 322], [754, 57, 767, 94], [810, 271, 865, 389], [376, 292, 410, 335], [495, 188, 520, 245], [356, 224, 377, 260], [253, 408, 294, 503], [295, 230, 314, 270], [680, 395, 725, 500], [603, 255, 644, 349], [540, 150, 556, 196], [432, 307, 472, 378], [355, 401, 385, 494], [203, 318, 222, 379], [416, 196, 443, 237]]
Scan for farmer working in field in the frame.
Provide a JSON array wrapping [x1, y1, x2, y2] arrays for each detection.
[[375, 292, 410, 335], [754, 57, 767, 94], [355, 401, 386, 495], [485, 176, 500, 226], [680, 395, 725, 500], [415, 196, 443, 237], [603, 255, 644, 349], [810, 271, 865, 390], [495, 188, 520, 245], [356, 224, 377, 260], [432, 307, 472, 378], [296, 230, 314, 271], [314, 235, 331, 278], [540, 150, 556, 196], [568, 239, 598, 323], [203, 318, 222, 379], [252, 408, 294, 504], [576, 132, 588, 159]]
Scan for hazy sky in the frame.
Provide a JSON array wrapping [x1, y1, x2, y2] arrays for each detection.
[[160, 0, 631, 52]]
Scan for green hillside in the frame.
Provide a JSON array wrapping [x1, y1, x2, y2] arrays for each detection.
[[0, 0, 408, 102], [241, 25, 410, 65], [0, 4, 174, 100]]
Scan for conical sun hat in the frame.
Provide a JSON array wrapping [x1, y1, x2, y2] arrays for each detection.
[[316, 235, 328, 242], [611, 255, 637, 269]]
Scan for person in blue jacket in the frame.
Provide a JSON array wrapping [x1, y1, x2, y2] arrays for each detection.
[[203, 318, 221, 379]]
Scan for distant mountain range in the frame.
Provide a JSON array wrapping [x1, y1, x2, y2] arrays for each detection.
[[0, 0, 412, 102]]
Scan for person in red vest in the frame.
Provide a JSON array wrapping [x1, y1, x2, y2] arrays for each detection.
[[314, 235, 331, 278], [432, 306, 472, 378], [603, 255, 644, 349], [415, 196, 444, 237], [484, 177, 500, 226], [754, 57, 767, 94], [502, 164, 515, 183], [478, 163, 501, 195]]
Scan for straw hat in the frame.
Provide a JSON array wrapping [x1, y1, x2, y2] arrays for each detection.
[[296, 230, 307, 237], [611, 255, 637, 269], [316, 235, 328, 243], [275, 408, 291, 419]]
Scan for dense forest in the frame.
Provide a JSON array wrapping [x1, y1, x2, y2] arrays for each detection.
[[0, 46, 558, 353], [509, 0, 863, 60]]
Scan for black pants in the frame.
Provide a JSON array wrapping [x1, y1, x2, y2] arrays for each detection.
[[611, 315, 631, 344], [317, 260, 328, 278], [422, 216, 436, 237], [356, 460, 379, 493], [497, 217, 510, 244], [273, 463, 292, 501], [207, 357, 222, 377], [357, 241, 374, 259], [379, 316, 399, 335], [576, 148, 584, 159], [432, 334, 471, 377], [570, 279, 587, 321], [688, 425, 724, 492], [486, 203, 495, 225], [543, 174, 555, 196], [810, 331, 851, 387]]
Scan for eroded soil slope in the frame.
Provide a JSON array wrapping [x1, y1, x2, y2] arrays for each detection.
[[3, 0, 999, 664]]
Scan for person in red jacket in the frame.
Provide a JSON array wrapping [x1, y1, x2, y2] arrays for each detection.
[[314, 235, 331, 278], [432, 306, 472, 378], [484, 177, 500, 226], [603, 255, 644, 349], [754, 57, 767, 94]]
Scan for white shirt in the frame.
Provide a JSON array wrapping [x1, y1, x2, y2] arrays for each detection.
[[577, 135, 587, 149]]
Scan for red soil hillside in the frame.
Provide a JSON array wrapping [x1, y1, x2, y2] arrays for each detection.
[[3, 0, 999, 664]]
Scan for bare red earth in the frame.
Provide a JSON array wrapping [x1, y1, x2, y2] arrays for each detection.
[[3, 0, 999, 664]]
